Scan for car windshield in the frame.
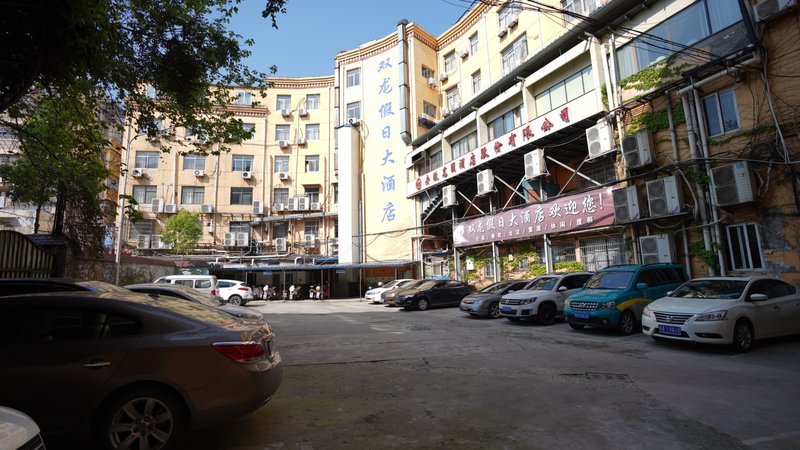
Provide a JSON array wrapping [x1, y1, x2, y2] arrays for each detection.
[[585, 271, 634, 290], [480, 282, 513, 293], [669, 280, 748, 299], [524, 277, 558, 291], [415, 280, 438, 290], [163, 288, 219, 307], [381, 280, 402, 289], [399, 280, 424, 289]]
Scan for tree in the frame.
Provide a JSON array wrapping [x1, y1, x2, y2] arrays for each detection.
[[160, 210, 203, 253]]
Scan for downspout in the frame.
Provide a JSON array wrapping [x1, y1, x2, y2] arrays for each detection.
[[212, 142, 221, 247], [666, 94, 692, 278], [262, 112, 269, 243], [397, 19, 412, 145]]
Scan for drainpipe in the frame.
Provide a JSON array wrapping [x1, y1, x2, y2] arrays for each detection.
[[397, 19, 412, 145], [452, 208, 459, 281], [489, 196, 500, 282], [666, 94, 692, 278]]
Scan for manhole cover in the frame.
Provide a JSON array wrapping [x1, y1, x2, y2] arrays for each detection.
[[585, 372, 632, 382]]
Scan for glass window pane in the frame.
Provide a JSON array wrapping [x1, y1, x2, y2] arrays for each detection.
[[703, 95, 722, 136], [549, 83, 567, 109], [535, 92, 550, 116], [718, 89, 739, 133], [565, 72, 584, 101], [582, 66, 594, 92], [667, 3, 708, 47], [708, 0, 742, 33], [746, 224, 763, 269]]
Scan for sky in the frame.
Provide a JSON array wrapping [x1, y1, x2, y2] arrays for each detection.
[[227, 0, 478, 78]]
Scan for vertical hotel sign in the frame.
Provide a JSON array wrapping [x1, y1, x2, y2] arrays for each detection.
[[452, 187, 615, 247]]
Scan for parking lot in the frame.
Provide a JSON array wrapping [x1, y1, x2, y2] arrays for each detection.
[[183, 300, 800, 449]]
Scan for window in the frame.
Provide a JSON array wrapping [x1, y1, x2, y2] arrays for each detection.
[[429, 151, 442, 170], [499, 1, 522, 29], [469, 33, 479, 55], [229, 221, 250, 234], [422, 66, 435, 79], [184, 126, 207, 143], [488, 107, 521, 140], [275, 124, 290, 141], [304, 220, 320, 238], [562, 0, 602, 24], [182, 154, 205, 171], [452, 132, 477, 158], [637, 269, 661, 287], [727, 223, 763, 271], [534, 66, 593, 116], [134, 151, 159, 169], [242, 123, 256, 139], [181, 186, 204, 204], [501, 34, 528, 75], [273, 188, 289, 206], [423, 102, 436, 117], [472, 71, 481, 94], [484, 262, 495, 278], [17, 307, 139, 343], [137, 119, 163, 135], [703, 88, 739, 137], [577, 153, 617, 188], [132, 186, 157, 204], [616, 0, 743, 79], [276, 95, 291, 111], [334, 184, 338, 204], [274, 156, 289, 172], [235, 91, 252, 106], [273, 222, 288, 239], [346, 102, 361, 121], [305, 187, 320, 204], [749, 279, 795, 298], [518, 259, 529, 270], [305, 155, 320, 172], [306, 94, 320, 110], [346, 68, 361, 87], [306, 124, 320, 140], [231, 155, 254, 172], [230, 187, 253, 205], [445, 88, 460, 110], [443, 51, 457, 74], [129, 219, 153, 239]]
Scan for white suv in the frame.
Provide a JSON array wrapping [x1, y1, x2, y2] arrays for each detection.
[[500, 272, 592, 324], [217, 279, 254, 306]]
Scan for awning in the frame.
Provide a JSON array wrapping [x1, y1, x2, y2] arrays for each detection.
[[209, 259, 416, 272], [252, 211, 338, 224]]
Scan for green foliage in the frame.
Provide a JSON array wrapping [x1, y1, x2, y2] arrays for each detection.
[[554, 261, 587, 272], [600, 83, 609, 111], [690, 241, 722, 269], [627, 101, 685, 134], [161, 210, 203, 253], [683, 166, 710, 186], [619, 58, 689, 93]]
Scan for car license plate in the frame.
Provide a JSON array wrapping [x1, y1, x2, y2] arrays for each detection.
[[500, 306, 513, 313], [659, 325, 681, 336], [575, 312, 590, 319]]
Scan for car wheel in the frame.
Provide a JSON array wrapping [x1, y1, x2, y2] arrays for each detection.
[[568, 322, 585, 330], [537, 303, 557, 325], [417, 298, 429, 311], [732, 319, 754, 353], [488, 302, 501, 319], [98, 387, 187, 450], [228, 295, 242, 306], [618, 310, 636, 336]]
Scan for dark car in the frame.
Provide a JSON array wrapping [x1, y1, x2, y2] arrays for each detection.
[[0, 278, 91, 296], [0, 291, 282, 449], [459, 279, 532, 318], [391, 279, 471, 310], [380, 279, 426, 306], [125, 283, 264, 321]]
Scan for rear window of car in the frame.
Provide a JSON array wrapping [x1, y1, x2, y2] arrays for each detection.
[[195, 279, 212, 289], [144, 296, 237, 327]]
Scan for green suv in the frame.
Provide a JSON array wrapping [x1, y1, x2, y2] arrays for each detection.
[[563, 263, 688, 335]]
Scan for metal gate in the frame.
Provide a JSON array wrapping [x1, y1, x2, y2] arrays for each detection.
[[0, 230, 56, 278], [578, 235, 625, 272]]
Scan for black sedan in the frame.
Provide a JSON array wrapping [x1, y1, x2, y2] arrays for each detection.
[[0, 291, 282, 449], [391, 279, 471, 310]]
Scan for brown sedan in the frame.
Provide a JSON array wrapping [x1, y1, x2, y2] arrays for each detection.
[[0, 291, 282, 449]]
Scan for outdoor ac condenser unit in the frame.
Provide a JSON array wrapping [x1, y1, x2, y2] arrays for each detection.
[[163, 203, 177, 214], [151, 198, 164, 213], [710, 161, 756, 206], [612, 186, 643, 223], [252, 201, 263, 214], [586, 121, 616, 159], [442, 185, 457, 207], [201, 204, 214, 214], [236, 232, 249, 247], [524, 149, 546, 179], [621, 130, 654, 169], [639, 234, 676, 264], [646, 176, 682, 217], [136, 235, 151, 249], [476, 169, 494, 196], [223, 232, 236, 247], [276, 238, 287, 252]]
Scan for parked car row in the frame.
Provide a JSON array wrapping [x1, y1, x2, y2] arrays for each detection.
[[0, 277, 282, 448]]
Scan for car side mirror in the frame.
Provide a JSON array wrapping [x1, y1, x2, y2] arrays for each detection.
[[557, 286, 568, 292], [666, 291, 673, 296], [636, 282, 648, 290], [749, 293, 768, 302]]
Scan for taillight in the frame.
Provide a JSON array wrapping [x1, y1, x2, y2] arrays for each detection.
[[211, 289, 217, 296], [213, 342, 265, 362], [238, 287, 249, 291]]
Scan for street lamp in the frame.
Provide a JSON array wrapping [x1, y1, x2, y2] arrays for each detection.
[[114, 126, 146, 285]]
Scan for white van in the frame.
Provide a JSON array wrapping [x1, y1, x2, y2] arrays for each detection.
[[154, 275, 219, 298]]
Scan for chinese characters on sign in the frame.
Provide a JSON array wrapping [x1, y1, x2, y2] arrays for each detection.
[[452, 187, 615, 247], [376, 57, 396, 223]]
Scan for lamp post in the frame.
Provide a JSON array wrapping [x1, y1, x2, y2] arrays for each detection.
[[114, 126, 146, 285]]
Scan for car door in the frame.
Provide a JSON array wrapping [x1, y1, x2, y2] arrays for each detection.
[[556, 275, 591, 310], [427, 281, 448, 306], [449, 281, 469, 304], [746, 280, 796, 338], [0, 303, 136, 435], [630, 269, 663, 317]]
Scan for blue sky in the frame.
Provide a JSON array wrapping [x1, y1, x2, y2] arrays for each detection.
[[228, 0, 477, 77]]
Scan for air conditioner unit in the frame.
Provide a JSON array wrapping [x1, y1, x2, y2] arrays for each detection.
[[236, 232, 249, 247], [163, 203, 177, 214], [151, 198, 164, 213], [586, 121, 616, 159], [288, 197, 298, 210], [276, 237, 287, 252], [194, 169, 205, 178], [278, 172, 289, 180], [151, 235, 173, 250], [131, 168, 143, 178], [497, 27, 507, 37], [754, 0, 796, 22], [639, 234, 676, 264], [274, 203, 287, 212], [646, 176, 682, 217], [621, 130, 654, 169], [439, 72, 448, 82], [418, 113, 436, 128], [252, 200, 263, 214], [297, 197, 309, 211], [310, 202, 321, 210], [295, 137, 306, 146], [508, 16, 519, 28], [136, 235, 151, 249], [280, 109, 291, 117], [223, 232, 236, 247], [298, 108, 308, 117], [711, 161, 756, 206], [304, 234, 316, 247], [477, 169, 494, 196], [278, 140, 289, 149], [201, 203, 214, 214], [242, 171, 253, 180], [442, 185, 457, 207], [427, 77, 437, 87], [524, 149, 546, 179], [459, 47, 469, 58], [612, 186, 643, 223]]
